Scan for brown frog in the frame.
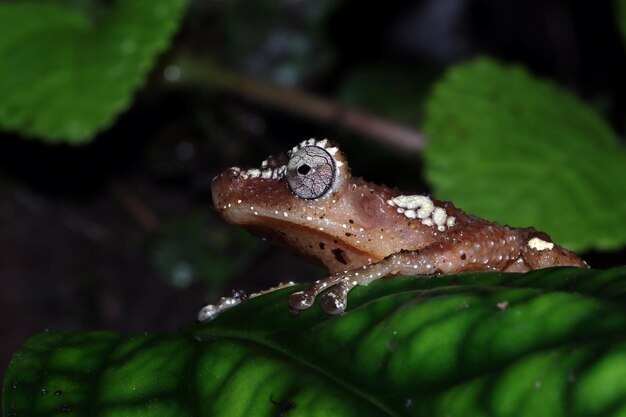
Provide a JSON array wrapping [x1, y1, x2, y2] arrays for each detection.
[[200, 139, 587, 320]]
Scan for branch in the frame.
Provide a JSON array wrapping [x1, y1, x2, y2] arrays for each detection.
[[168, 55, 426, 152]]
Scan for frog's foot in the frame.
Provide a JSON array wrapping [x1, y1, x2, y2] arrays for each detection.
[[288, 274, 345, 312], [289, 259, 399, 314]]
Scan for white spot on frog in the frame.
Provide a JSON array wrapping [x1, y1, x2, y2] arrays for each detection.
[[388, 195, 455, 230], [528, 237, 554, 251]]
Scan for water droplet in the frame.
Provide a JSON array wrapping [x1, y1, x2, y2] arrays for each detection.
[[163, 65, 181, 82], [55, 390, 63, 396], [176, 141, 195, 161], [171, 261, 194, 288]]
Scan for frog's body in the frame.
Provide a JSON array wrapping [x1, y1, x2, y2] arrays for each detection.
[[202, 138, 587, 318]]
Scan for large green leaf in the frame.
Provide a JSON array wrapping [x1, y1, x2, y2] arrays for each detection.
[[0, 0, 187, 144], [424, 58, 626, 252], [5, 267, 626, 416]]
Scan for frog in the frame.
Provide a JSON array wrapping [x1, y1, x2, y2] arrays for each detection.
[[199, 138, 588, 320]]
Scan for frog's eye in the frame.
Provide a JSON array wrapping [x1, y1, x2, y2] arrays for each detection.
[[286, 146, 336, 199]]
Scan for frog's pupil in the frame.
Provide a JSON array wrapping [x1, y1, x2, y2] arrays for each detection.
[[298, 164, 311, 175]]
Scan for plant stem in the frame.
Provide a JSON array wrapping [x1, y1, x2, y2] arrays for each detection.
[[170, 55, 426, 152]]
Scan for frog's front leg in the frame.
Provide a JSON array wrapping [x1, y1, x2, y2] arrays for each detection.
[[289, 236, 519, 314], [289, 250, 461, 315]]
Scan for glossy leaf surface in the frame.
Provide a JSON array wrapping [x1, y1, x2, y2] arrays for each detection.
[[5, 267, 626, 416]]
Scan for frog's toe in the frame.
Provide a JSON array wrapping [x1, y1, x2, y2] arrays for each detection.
[[320, 291, 347, 315], [289, 291, 315, 310]]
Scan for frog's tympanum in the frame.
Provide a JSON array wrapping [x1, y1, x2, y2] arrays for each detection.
[[199, 139, 587, 320]]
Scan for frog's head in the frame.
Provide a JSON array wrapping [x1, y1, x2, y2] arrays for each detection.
[[212, 138, 398, 273], [212, 139, 350, 214]]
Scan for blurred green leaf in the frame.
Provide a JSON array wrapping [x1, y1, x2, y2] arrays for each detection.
[[5, 267, 626, 416], [0, 0, 187, 144], [424, 58, 626, 252]]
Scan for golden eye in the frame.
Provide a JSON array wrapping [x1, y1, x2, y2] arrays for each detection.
[[286, 146, 336, 199]]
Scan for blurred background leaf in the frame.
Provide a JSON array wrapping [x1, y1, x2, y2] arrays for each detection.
[[423, 58, 626, 252], [0, 0, 187, 143]]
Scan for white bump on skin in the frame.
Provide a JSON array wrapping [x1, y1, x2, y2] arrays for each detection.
[[247, 169, 261, 178], [432, 207, 447, 226], [528, 237, 554, 251], [388, 194, 456, 230], [390, 195, 431, 210], [306, 216, 313, 221], [237, 200, 242, 204], [417, 203, 435, 219], [283, 212, 289, 217]]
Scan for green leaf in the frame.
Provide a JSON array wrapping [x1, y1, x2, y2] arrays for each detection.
[[0, 0, 187, 144], [5, 267, 626, 416], [423, 58, 626, 252]]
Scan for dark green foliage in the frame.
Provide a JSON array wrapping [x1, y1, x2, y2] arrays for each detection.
[[5, 267, 626, 416]]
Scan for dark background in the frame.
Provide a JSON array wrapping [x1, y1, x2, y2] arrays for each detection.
[[1, 0, 624, 383]]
